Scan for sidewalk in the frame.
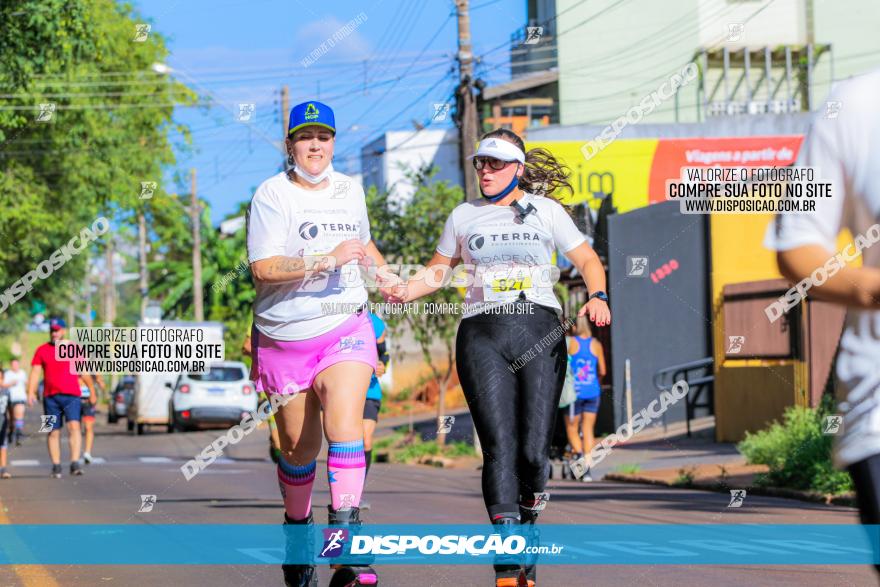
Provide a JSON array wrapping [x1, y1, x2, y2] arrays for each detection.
[[581, 416, 857, 506], [567, 416, 740, 478]]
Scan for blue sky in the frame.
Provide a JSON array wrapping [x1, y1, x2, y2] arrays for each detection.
[[132, 0, 527, 223]]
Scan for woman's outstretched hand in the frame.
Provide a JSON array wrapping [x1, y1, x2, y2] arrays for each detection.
[[380, 275, 409, 304], [579, 298, 610, 327]]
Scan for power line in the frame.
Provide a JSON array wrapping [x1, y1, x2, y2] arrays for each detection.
[[19, 51, 452, 81], [340, 13, 455, 129], [336, 74, 458, 160]]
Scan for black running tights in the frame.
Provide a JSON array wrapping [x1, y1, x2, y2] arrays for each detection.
[[456, 302, 567, 521]]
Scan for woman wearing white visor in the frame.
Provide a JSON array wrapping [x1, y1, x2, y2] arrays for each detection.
[[384, 129, 610, 586]]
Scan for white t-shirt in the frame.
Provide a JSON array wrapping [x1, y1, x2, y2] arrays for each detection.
[[763, 69, 880, 469], [247, 171, 371, 341], [436, 192, 586, 318], [3, 368, 27, 402]]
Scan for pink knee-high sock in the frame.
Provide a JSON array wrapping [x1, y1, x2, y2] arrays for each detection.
[[327, 440, 366, 510], [277, 457, 315, 520]]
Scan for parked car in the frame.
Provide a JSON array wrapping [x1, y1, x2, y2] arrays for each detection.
[[167, 362, 257, 432], [108, 375, 136, 424]]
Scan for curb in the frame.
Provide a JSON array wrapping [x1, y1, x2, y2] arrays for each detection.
[[604, 472, 857, 507]]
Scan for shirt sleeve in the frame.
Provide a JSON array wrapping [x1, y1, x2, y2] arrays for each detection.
[[247, 185, 289, 263], [762, 98, 848, 253], [551, 202, 587, 253], [435, 211, 460, 258], [31, 345, 44, 367]]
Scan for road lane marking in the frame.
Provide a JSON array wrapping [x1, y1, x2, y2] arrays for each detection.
[[139, 457, 173, 463], [0, 495, 61, 587]]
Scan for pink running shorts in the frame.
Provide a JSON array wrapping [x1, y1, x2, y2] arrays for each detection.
[[251, 309, 378, 395]]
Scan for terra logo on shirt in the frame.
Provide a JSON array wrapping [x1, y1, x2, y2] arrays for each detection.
[[468, 234, 485, 251], [299, 222, 319, 239], [298, 221, 361, 241]]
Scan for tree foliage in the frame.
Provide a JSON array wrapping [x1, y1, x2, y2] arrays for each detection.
[[0, 0, 195, 332], [367, 169, 464, 442]]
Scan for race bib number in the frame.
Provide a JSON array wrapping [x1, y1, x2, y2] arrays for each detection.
[[482, 266, 534, 302], [303, 241, 331, 257]]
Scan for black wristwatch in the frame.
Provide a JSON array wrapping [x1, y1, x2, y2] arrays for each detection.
[[588, 291, 608, 303]]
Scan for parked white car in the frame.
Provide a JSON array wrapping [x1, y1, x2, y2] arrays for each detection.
[[167, 361, 257, 432]]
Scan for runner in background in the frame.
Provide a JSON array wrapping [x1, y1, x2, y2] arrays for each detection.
[[79, 375, 98, 463], [0, 380, 11, 479], [242, 332, 282, 463], [565, 315, 606, 482], [362, 311, 389, 499], [762, 69, 880, 574], [27, 318, 96, 478], [4, 358, 28, 446]]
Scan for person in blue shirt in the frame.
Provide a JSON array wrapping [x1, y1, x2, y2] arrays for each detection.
[[363, 312, 389, 480], [566, 315, 606, 481]]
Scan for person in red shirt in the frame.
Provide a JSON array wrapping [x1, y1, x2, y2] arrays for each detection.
[[26, 318, 96, 478]]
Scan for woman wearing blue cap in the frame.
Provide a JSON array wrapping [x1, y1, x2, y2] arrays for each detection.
[[247, 100, 396, 586], [384, 128, 610, 586]]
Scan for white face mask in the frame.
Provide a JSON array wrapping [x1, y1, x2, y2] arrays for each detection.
[[292, 161, 334, 185]]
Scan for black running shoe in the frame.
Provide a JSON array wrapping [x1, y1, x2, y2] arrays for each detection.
[[70, 461, 84, 476], [282, 511, 317, 587], [51, 464, 62, 479]]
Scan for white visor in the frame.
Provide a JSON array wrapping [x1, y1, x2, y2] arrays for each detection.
[[472, 138, 525, 164]]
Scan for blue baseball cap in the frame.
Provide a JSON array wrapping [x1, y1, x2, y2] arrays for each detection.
[[288, 101, 336, 136], [49, 317, 66, 330]]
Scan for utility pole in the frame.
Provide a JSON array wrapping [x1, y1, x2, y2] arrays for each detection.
[[84, 261, 92, 328], [104, 239, 115, 325], [281, 85, 290, 170], [456, 0, 479, 202], [138, 210, 148, 320], [190, 168, 204, 322]]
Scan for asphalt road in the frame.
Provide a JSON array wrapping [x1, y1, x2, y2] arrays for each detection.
[[0, 409, 875, 587]]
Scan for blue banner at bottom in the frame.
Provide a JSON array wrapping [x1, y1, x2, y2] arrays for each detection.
[[0, 524, 876, 565]]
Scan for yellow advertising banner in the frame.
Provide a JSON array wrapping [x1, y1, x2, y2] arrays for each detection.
[[525, 139, 658, 212]]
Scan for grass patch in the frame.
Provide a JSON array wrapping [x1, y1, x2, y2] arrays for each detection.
[[612, 463, 642, 475], [674, 466, 697, 486], [373, 427, 476, 464]]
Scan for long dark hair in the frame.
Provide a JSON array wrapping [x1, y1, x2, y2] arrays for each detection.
[[480, 128, 574, 205]]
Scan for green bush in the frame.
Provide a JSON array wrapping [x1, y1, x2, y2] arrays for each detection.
[[738, 402, 853, 495]]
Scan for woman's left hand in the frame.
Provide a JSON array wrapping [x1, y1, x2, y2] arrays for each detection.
[[578, 299, 610, 327]]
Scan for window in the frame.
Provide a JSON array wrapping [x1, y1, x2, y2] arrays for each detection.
[[189, 366, 246, 381]]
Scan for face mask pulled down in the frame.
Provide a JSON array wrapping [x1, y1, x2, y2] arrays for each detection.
[[292, 160, 334, 184]]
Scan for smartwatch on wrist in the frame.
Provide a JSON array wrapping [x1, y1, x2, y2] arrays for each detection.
[[588, 291, 608, 303]]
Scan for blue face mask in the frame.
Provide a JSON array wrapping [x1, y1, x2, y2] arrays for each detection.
[[480, 163, 521, 202]]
